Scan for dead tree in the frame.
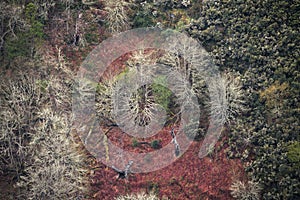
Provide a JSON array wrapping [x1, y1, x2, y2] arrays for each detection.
[[104, 0, 132, 34], [112, 160, 133, 179], [170, 128, 180, 157]]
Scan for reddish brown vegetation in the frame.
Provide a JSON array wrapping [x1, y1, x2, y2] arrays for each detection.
[[89, 126, 245, 200]]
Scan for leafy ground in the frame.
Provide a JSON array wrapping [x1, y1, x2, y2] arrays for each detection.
[[89, 126, 245, 199]]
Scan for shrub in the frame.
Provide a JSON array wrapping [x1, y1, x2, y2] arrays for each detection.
[[105, 0, 132, 33], [17, 108, 89, 199], [207, 70, 245, 125], [230, 180, 261, 200], [132, 138, 140, 147], [0, 69, 90, 199], [25, 3, 44, 55], [4, 34, 32, 59], [116, 192, 160, 200], [188, 0, 299, 198], [0, 75, 41, 176], [287, 141, 300, 170], [150, 140, 161, 149]]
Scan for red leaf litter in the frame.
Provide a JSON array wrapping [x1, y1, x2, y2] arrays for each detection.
[[88, 126, 245, 200]]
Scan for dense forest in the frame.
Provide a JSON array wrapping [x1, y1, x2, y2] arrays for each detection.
[[0, 0, 299, 199]]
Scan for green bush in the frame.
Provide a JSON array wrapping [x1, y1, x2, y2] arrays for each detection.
[[132, 14, 155, 28], [4, 34, 32, 59], [287, 141, 300, 169], [150, 140, 161, 149], [85, 32, 98, 44], [4, 3, 44, 60], [132, 138, 140, 147]]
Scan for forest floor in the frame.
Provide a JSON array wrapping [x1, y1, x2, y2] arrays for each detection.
[[89, 126, 245, 200]]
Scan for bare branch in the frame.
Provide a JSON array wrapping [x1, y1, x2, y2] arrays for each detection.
[[208, 70, 245, 125], [104, 0, 133, 34]]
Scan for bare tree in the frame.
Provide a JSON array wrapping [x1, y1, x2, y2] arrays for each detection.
[[116, 191, 160, 200], [104, 0, 133, 34], [230, 180, 261, 200], [95, 81, 114, 125], [0, 75, 41, 176], [207, 70, 245, 125], [17, 107, 89, 199], [170, 128, 180, 156], [0, 2, 27, 52], [95, 50, 160, 127], [112, 160, 133, 179], [34, 0, 56, 20], [0, 50, 90, 198], [82, 0, 98, 6]]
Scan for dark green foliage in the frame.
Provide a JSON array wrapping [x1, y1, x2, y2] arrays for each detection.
[[84, 31, 98, 44], [188, 0, 203, 19], [187, 0, 300, 199], [28, 20, 44, 39], [131, 0, 194, 29], [25, 3, 44, 41], [4, 34, 31, 59], [150, 140, 161, 149], [4, 2, 44, 60], [227, 78, 300, 199], [130, 1, 157, 28], [187, 0, 300, 74], [5, 26, 44, 60], [132, 138, 140, 147], [132, 13, 155, 28], [25, 3, 38, 22], [25, 3, 44, 42], [244, 124, 300, 199]]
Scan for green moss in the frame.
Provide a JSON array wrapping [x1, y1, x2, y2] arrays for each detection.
[[132, 14, 155, 28], [36, 80, 49, 93], [287, 142, 300, 168], [114, 67, 130, 81], [152, 76, 172, 112]]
